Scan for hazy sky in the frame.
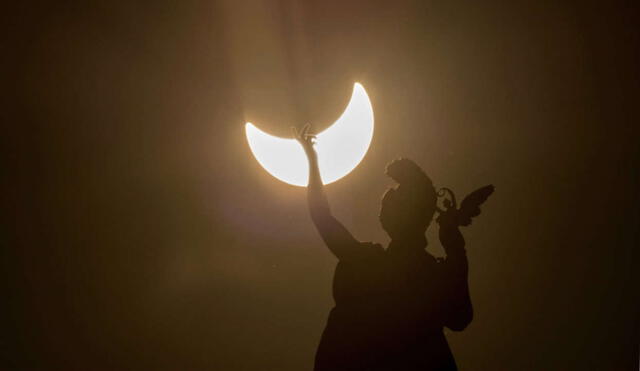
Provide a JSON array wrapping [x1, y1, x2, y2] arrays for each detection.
[[4, 1, 638, 369]]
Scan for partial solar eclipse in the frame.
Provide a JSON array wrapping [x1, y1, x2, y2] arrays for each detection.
[[245, 83, 374, 187]]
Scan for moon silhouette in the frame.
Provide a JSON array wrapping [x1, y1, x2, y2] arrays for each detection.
[[245, 83, 374, 187]]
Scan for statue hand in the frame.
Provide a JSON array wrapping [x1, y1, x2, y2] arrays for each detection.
[[292, 123, 317, 160]]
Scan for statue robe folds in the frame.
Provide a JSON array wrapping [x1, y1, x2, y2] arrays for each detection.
[[314, 241, 471, 371]]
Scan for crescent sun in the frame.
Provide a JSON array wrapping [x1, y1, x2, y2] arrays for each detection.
[[245, 83, 374, 187]]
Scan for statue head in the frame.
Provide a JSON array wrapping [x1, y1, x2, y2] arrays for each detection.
[[379, 158, 437, 242]]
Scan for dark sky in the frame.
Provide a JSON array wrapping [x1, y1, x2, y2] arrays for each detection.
[[4, 0, 639, 369]]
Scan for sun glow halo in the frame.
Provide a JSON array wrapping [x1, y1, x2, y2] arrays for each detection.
[[245, 83, 374, 187]]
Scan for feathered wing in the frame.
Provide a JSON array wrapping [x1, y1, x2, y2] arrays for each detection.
[[457, 185, 495, 226]]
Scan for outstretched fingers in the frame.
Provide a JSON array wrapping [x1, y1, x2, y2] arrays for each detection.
[[304, 124, 317, 142], [293, 124, 316, 144]]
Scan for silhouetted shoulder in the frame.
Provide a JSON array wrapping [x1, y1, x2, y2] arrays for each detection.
[[338, 241, 385, 262], [360, 241, 384, 253]]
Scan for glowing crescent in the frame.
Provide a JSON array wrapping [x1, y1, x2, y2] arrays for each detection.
[[245, 83, 374, 187]]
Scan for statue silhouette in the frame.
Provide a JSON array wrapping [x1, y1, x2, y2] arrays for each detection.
[[294, 124, 493, 371]]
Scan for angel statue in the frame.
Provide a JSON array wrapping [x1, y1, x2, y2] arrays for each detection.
[[293, 124, 494, 371]]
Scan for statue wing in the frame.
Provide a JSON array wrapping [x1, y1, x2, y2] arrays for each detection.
[[457, 185, 495, 226]]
